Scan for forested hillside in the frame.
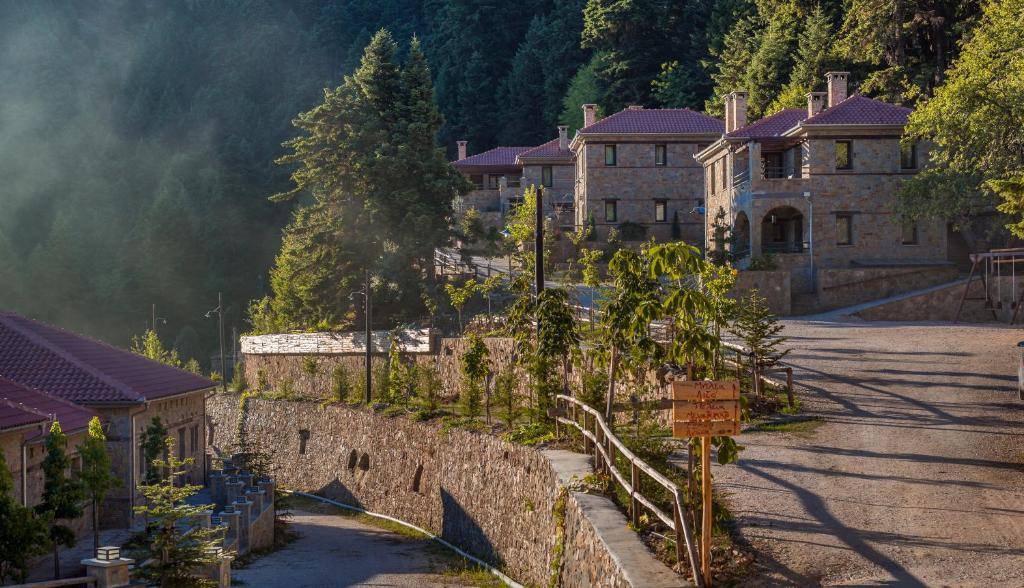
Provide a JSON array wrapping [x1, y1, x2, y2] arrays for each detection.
[[0, 0, 999, 364]]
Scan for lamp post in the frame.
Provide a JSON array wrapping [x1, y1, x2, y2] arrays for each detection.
[[350, 270, 372, 404], [536, 185, 545, 296], [150, 304, 167, 333], [803, 191, 814, 290], [205, 293, 226, 392]]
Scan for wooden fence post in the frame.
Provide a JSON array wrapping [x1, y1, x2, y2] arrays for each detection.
[[786, 367, 794, 408], [631, 461, 640, 528]]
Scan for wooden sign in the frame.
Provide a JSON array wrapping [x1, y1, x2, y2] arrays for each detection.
[[673, 420, 741, 437], [672, 379, 740, 402], [673, 400, 739, 422]]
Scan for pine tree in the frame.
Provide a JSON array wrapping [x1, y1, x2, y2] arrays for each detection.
[[730, 289, 789, 394], [706, 15, 763, 116], [134, 438, 223, 588], [770, 6, 836, 112], [560, 57, 604, 133], [0, 449, 49, 584], [744, 1, 801, 117], [36, 421, 84, 579], [460, 334, 490, 418], [79, 416, 120, 558], [141, 417, 169, 485]]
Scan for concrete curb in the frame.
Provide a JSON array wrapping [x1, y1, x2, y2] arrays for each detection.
[[281, 490, 523, 588]]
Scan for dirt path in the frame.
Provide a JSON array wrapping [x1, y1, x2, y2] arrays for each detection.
[[717, 318, 1024, 586], [234, 504, 481, 587]]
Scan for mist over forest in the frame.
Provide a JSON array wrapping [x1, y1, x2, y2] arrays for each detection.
[[0, 0, 981, 367]]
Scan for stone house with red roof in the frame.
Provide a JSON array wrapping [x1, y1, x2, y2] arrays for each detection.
[[1, 376, 96, 536], [0, 313, 215, 527], [570, 105, 724, 244], [696, 73, 953, 311]]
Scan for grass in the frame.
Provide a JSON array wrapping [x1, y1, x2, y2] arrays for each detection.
[[286, 494, 506, 587]]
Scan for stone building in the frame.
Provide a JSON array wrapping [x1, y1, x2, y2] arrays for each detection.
[[696, 73, 951, 308], [571, 105, 724, 244], [516, 126, 577, 232], [0, 312, 215, 527], [0, 376, 94, 524], [451, 142, 529, 231]]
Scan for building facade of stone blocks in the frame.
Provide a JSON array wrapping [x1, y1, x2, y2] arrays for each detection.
[[698, 74, 948, 298], [570, 107, 723, 247], [0, 313, 215, 529]]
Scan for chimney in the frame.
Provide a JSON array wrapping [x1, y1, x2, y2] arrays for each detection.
[[558, 125, 568, 151], [806, 92, 827, 117], [826, 72, 849, 107], [724, 93, 735, 133], [627, 104, 643, 110], [456, 140, 467, 160], [728, 91, 748, 133], [582, 104, 597, 128]]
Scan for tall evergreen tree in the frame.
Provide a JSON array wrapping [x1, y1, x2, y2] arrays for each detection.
[[769, 5, 837, 112], [560, 57, 605, 133], [258, 30, 468, 331], [79, 416, 120, 557], [0, 449, 49, 584], [36, 421, 84, 579]]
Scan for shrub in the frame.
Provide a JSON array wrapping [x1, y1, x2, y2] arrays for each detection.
[[747, 253, 777, 271]]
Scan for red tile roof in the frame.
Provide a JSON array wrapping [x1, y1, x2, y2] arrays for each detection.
[[517, 139, 573, 161], [0, 376, 96, 435], [727, 108, 808, 138], [452, 146, 532, 171], [579, 108, 724, 135], [802, 95, 911, 126], [0, 313, 214, 405]]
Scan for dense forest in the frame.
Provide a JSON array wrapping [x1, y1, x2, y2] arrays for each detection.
[[0, 0, 1006, 365]]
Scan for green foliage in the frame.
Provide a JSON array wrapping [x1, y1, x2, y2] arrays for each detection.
[[131, 329, 181, 368], [617, 221, 647, 241], [384, 336, 414, 405], [459, 334, 490, 418], [412, 364, 444, 417], [709, 206, 738, 265], [302, 356, 320, 376], [79, 417, 121, 556], [0, 448, 49, 584], [560, 57, 604, 133], [491, 367, 521, 428], [502, 422, 556, 446], [133, 438, 224, 587], [900, 0, 1024, 235], [768, 5, 836, 113], [230, 361, 247, 393], [36, 421, 84, 577], [445, 279, 478, 333], [730, 289, 789, 371], [141, 417, 169, 485], [260, 30, 468, 331], [328, 364, 355, 405], [748, 253, 778, 271]]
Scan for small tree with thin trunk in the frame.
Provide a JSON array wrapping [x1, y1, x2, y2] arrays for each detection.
[[141, 417, 169, 484], [79, 416, 121, 557], [445, 278, 477, 333], [134, 438, 224, 588], [36, 421, 84, 579], [0, 450, 49, 584], [460, 334, 490, 418]]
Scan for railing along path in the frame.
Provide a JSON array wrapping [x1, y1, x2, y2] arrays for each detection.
[[554, 394, 705, 588]]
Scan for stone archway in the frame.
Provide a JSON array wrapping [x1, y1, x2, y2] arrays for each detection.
[[760, 206, 804, 254]]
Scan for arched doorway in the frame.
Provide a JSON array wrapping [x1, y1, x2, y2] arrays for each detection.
[[761, 206, 804, 253], [733, 212, 751, 258]]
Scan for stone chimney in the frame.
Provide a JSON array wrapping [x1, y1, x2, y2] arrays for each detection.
[[826, 72, 849, 107], [627, 104, 643, 110], [726, 91, 747, 133], [582, 104, 597, 128], [806, 91, 827, 117], [456, 140, 467, 160], [558, 125, 568, 151]]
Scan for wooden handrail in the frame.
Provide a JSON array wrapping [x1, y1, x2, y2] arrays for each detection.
[[6, 578, 97, 588], [555, 394, 704, 588]]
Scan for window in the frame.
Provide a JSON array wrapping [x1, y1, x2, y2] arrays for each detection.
[[901, 221, 919, 245], [655, 144, 667, 166], [190, 425, 199, 455], [836, 214, 853, 245], [835, 141, 853, 170], [470, 174, 483, 189], [900, 141, 917, 169], [655, 200, 667, 222], [604, 145, 617, 166], [605, 200, 618, 222], [178, 428, 186, 457], [720, 159, 727, 190], [506, 175, 521, 188], [541, 166, 553, 187], [487, 175, 500, 189]]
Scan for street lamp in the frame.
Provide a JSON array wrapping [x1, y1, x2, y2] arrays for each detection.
[[150, 304, 167, 333], [349, 270, 372, 404], [204, 293, 227, 392]]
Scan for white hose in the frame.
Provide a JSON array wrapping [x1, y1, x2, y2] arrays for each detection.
[[282, 490, 523, 588]]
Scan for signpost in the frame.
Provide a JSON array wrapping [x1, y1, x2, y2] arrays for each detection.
[[672, 379, 741, 587]]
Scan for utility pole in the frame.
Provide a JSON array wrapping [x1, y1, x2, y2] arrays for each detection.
[[364, 269, 372, 404], [218, 292, 226, 392], [151, 304, 156, 333], [535, 185, 545, 296]]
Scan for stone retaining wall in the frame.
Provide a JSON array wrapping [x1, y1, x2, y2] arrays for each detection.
[[815, 264, 958, 311], [854, 277, 1019, 322], [733, 270, 791, 315], [205, 394, 688, 587]]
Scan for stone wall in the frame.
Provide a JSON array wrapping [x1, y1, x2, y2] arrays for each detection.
[[733, 270, 791, 315], [854, 277, 1021, 322], [206, 394, 689, 587], [815, 264, 958, 311]]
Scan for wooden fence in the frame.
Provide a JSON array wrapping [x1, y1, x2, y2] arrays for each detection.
[[554, 394, 705, 588]]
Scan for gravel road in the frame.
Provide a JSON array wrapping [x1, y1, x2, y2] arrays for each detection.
[[716, 317, 1024, 587], [233, 507, 476, 587]]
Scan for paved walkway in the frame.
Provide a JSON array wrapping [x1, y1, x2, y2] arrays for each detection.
[[717, 318, 1024, 586], [233, 507, 474, 587]]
